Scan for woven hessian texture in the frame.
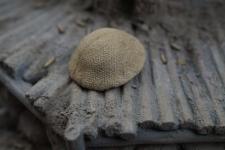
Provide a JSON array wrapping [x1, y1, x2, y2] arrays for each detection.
[[69, 28, 146, 91]]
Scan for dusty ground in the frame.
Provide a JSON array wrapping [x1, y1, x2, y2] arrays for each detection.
[[0, 84, 51, 150], [1, 84, 225, 150]]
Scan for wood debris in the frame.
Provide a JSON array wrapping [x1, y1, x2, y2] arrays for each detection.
[[170, 43, 182, 51], [76, 19, 86, 27], [76, 17, 92, 28], [176, 58, 186, 65], [43, 57, 55, 68], [160, 53, 167, 64]]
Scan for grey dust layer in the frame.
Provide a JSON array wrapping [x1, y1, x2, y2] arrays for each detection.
[[1, 83, 225, 150], [1, 0, 225, 148]]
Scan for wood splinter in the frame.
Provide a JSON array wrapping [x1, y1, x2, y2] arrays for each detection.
[[43, 57, 55, 68]]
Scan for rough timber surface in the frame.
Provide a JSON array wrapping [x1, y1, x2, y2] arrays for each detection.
[[1, 0, 225, 149]]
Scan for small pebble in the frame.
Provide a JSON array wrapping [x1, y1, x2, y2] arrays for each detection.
[[57, 25, 65, 34], [132, 85, 137, 89]]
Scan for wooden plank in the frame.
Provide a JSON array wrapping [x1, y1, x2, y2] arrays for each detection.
[[149, 27, 178, 130], [87, 129, 225, 147], [135, 22, 160, 129], [183, 143, 225, 150], [158, 13, 194, 129], [116, 22, 137, 140]]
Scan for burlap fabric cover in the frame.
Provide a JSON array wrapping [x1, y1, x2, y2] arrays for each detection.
[[69, 28, 146, 91]]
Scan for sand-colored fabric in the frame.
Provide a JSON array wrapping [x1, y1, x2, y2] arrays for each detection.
[[69, 28, 146, 91]]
